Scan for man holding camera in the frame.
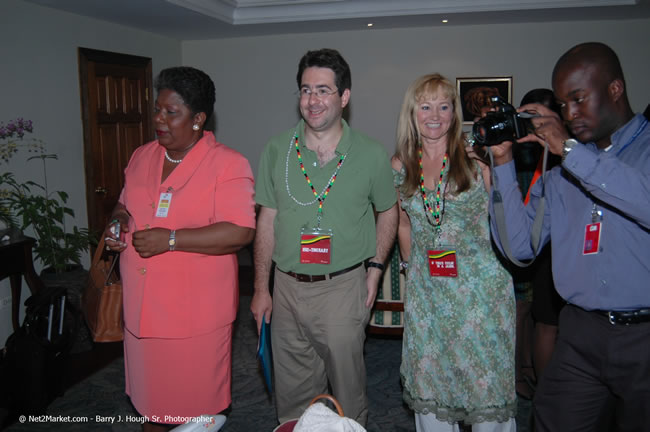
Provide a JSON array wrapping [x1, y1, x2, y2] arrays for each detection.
[[487, 42, 650, 431]]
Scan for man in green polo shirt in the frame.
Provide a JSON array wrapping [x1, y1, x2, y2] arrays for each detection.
[[251, 48, 397, 426]]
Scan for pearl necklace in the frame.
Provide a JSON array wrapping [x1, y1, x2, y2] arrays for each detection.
[[164, 134, 202, 164], [165, 151, 183, 164], [285, 128, 347, 207]]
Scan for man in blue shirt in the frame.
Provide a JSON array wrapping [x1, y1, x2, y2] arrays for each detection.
[[488, 42, 650, 431]]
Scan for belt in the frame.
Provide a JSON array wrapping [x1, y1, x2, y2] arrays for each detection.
[[280, 262, 363, 283], [595, 308, 650, 325]]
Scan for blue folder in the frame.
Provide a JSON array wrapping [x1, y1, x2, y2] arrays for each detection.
[[257, 318, 272, 393]]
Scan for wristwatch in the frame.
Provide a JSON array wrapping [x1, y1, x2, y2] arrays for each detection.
[[562, 138, 579, 162], [366, 261, 384, 272], [169, 230, 176, 251]]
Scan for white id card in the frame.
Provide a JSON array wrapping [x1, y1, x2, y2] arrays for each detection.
[[155, 192, 172, 217]]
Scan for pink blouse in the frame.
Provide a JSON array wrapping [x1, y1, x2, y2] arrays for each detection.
[[119, 132, 255, 338]]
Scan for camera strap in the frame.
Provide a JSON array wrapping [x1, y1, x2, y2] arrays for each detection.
[[488, 144, 549, 268]]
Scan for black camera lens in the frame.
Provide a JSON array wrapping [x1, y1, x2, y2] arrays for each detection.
[[472, 111, 531, 146], [473, 123, 489, 145], [472, 114, 513, 146]]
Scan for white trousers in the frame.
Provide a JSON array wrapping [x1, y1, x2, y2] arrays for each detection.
[[415, 413, 516, 432]]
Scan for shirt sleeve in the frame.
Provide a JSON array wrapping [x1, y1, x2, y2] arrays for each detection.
[[370, 146, 398, 212], [214, 153, 256, 229], [489, 160, 551, 260], [255, 140, 278, 210], [118, 144, 144, 206]]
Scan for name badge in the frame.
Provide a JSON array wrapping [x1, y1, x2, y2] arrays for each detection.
[[300, 228, 333, 265], [155, 192, 172, 217], [583, 222, 601, 255], [428, 248, 458, 277]]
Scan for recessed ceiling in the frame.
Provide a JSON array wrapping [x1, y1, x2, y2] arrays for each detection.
[[24, 0, 650, 39]]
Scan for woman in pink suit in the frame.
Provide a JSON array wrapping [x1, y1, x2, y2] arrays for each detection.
[[105, 66, 256, 431]]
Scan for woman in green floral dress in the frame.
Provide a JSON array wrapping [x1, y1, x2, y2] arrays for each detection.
[[391, 73, 516, 432]]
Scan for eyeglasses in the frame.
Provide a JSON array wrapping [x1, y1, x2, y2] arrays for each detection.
[[297, 87, 339, 99]]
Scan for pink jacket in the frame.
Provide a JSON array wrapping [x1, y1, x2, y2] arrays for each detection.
[[119, 132, 255, 338]]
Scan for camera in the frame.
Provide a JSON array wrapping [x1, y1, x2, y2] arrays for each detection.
[[472, 96, 535, 146]]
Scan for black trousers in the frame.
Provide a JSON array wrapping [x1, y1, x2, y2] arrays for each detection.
[[534, 304, 650, 432]]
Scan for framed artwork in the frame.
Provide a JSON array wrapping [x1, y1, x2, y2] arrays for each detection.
[[456, 77, 512, 125]]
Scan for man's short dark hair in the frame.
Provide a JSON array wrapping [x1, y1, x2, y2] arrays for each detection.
[[552, 42, 625, 89], [296, 48, 351, 96], [155, 66, 216, 121]]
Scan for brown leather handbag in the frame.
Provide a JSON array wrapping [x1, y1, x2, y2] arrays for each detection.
[[82, 237, 123, 342]]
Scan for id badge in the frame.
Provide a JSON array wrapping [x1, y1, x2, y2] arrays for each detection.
[[583, 222, 601, 255], [155, 192, 172, 217], [428, 246, 458, 277], [300, 228, 333, 265]]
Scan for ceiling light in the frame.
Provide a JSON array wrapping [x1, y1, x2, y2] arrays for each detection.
[[442, 19, 449, 23], [367, 23, 373, 27]]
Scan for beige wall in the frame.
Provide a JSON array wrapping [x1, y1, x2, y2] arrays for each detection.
[[0, 0, 181, 343], [182, 20, 650, 175]]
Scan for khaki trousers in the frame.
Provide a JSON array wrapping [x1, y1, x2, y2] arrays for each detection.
[[272, 265, 371, 426]]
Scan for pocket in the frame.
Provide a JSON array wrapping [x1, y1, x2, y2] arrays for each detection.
[[357, 268, 372, 325]]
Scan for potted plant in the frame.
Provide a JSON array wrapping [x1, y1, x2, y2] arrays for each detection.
[[0, 118, 93, 275]]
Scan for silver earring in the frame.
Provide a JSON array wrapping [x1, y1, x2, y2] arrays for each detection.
[[192, 124, 200, 131]]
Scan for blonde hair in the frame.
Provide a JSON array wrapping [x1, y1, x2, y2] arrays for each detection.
[[395, 73, 475, 197]]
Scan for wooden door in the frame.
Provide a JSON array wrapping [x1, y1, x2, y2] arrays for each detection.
[[78, 48, 153, 240]]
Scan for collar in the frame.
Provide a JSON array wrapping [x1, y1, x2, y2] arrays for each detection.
[[297, 119, 353, 155], [588, 113, 646, 154], [153, 131, 216, 192]]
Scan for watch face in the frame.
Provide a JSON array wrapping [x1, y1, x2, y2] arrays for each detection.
[[169, 232, 176, 250], [564, 138, 578, 148], [562, 139, 577, 160]]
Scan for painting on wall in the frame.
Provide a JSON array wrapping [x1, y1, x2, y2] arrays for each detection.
[[456, 77, 512, 125]]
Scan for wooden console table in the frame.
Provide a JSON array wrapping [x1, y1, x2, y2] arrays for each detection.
[[0, 233, 45, 331]]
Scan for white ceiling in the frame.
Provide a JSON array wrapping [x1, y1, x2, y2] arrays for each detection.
[[24, 0, 650, 39]]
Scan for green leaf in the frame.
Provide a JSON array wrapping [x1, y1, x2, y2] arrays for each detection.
[[3, 147, 90, 272]]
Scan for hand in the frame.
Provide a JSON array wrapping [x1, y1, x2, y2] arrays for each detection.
[[250, 290, 273, 334], [131, 227, 170, 258], [364, 267, 381, 308], [518, 103, 570, 156], [104, 216, 129, 252], [481, 140, 515, 166]]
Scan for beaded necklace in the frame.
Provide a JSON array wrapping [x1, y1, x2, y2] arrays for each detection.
[[285, 130, 347, 227], [419, 147, 448, 227]]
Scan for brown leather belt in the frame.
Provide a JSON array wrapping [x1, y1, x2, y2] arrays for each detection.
[[280, 262, 363, 283]]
